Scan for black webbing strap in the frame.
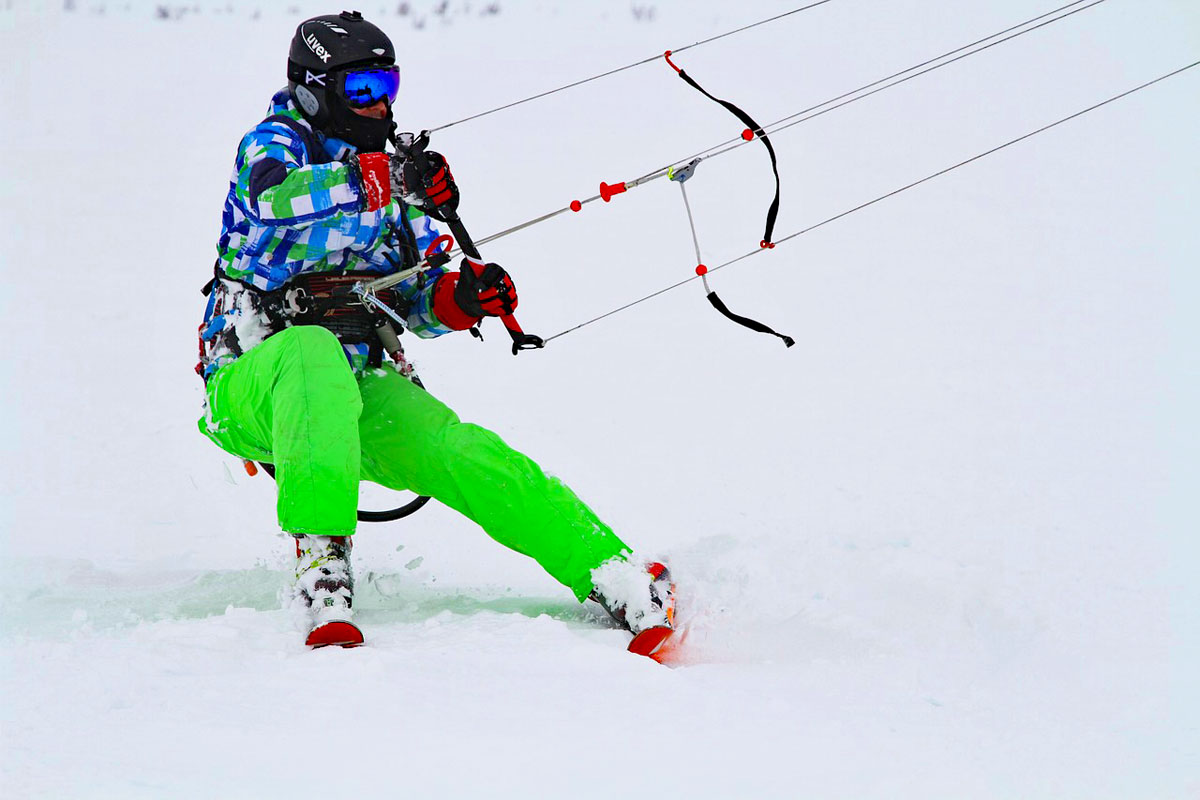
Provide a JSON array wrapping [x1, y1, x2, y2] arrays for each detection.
[[675, 69, 781, 247], [706, 290, 794, 348]]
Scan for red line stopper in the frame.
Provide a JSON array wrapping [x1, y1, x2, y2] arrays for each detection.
[[570, 200, 582, 212], [695, 264, 708, 276], [664, 50, 681, 73], [243, 460, 259, 477], [600, 181, 628, 203], [742, 128, 755, 141], [760, 240, 775, 249]]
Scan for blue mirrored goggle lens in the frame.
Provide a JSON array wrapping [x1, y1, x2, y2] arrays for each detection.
[[342, 67, 400, 107]]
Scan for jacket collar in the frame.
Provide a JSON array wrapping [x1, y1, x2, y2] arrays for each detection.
[[270, 88, 357, 161]]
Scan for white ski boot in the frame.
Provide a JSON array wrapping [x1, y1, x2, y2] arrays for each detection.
[[293, 534, 363, 648], [589, 558, 677, 658]]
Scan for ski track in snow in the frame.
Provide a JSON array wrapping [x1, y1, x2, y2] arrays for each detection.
[[3, 1, 1199, 797]]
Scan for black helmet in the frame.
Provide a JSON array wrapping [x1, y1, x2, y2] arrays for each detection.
[[287, 10, 398, 151]]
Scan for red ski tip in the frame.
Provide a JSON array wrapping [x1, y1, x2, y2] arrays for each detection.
[[628, 626, 673, 658], [306, 620, 364, 649]]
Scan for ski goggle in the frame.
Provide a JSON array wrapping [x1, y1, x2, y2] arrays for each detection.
[[340, 66, 400, 108]]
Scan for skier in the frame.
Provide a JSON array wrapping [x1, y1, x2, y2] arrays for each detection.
[[195, 10, 674, 655]]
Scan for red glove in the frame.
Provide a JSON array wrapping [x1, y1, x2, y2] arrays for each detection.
[[432, 259, 519, 331], [355, 152, 392, 212]]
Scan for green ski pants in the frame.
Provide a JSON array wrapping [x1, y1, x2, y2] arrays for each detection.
[[198, 325, 627, 600]]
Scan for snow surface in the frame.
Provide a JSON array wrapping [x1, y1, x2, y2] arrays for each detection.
[[2, 1, 1199, 797]]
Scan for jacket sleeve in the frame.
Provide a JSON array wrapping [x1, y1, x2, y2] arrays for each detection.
[[389, 264, 457, 340], [234, 121, 364, 228]]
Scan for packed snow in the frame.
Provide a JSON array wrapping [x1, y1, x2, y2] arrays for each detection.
[[2, 1, 1198, 797]]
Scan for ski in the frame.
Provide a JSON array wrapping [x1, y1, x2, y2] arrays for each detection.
[[628, 626, 674, 659]]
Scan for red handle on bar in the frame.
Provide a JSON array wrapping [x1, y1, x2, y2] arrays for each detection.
[[600, 181, 628, 202]]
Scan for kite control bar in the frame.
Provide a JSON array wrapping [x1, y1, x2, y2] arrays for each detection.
[[392, 131, 545, 356]]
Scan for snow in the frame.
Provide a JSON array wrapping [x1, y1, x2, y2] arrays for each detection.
[[589, 554, 670, 632], [2, 0, 1199, 797]]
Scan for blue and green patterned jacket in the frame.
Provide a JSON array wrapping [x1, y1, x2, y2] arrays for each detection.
[[198, 89, 453, 378]]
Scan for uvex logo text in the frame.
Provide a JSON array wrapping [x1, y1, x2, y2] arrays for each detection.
[[304, 32, 332, 63]]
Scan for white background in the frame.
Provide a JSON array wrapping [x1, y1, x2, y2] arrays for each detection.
[[2, 1, 1198, 797]]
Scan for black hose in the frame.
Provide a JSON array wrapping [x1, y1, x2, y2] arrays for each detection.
[[257, 462, 432, 523]]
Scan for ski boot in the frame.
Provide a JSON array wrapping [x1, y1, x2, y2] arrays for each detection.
[[293, 534, 363, 648], [589, 559, 677, 658]]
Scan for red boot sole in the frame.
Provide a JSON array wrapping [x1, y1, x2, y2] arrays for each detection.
[[306, 620, 365, 648]]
